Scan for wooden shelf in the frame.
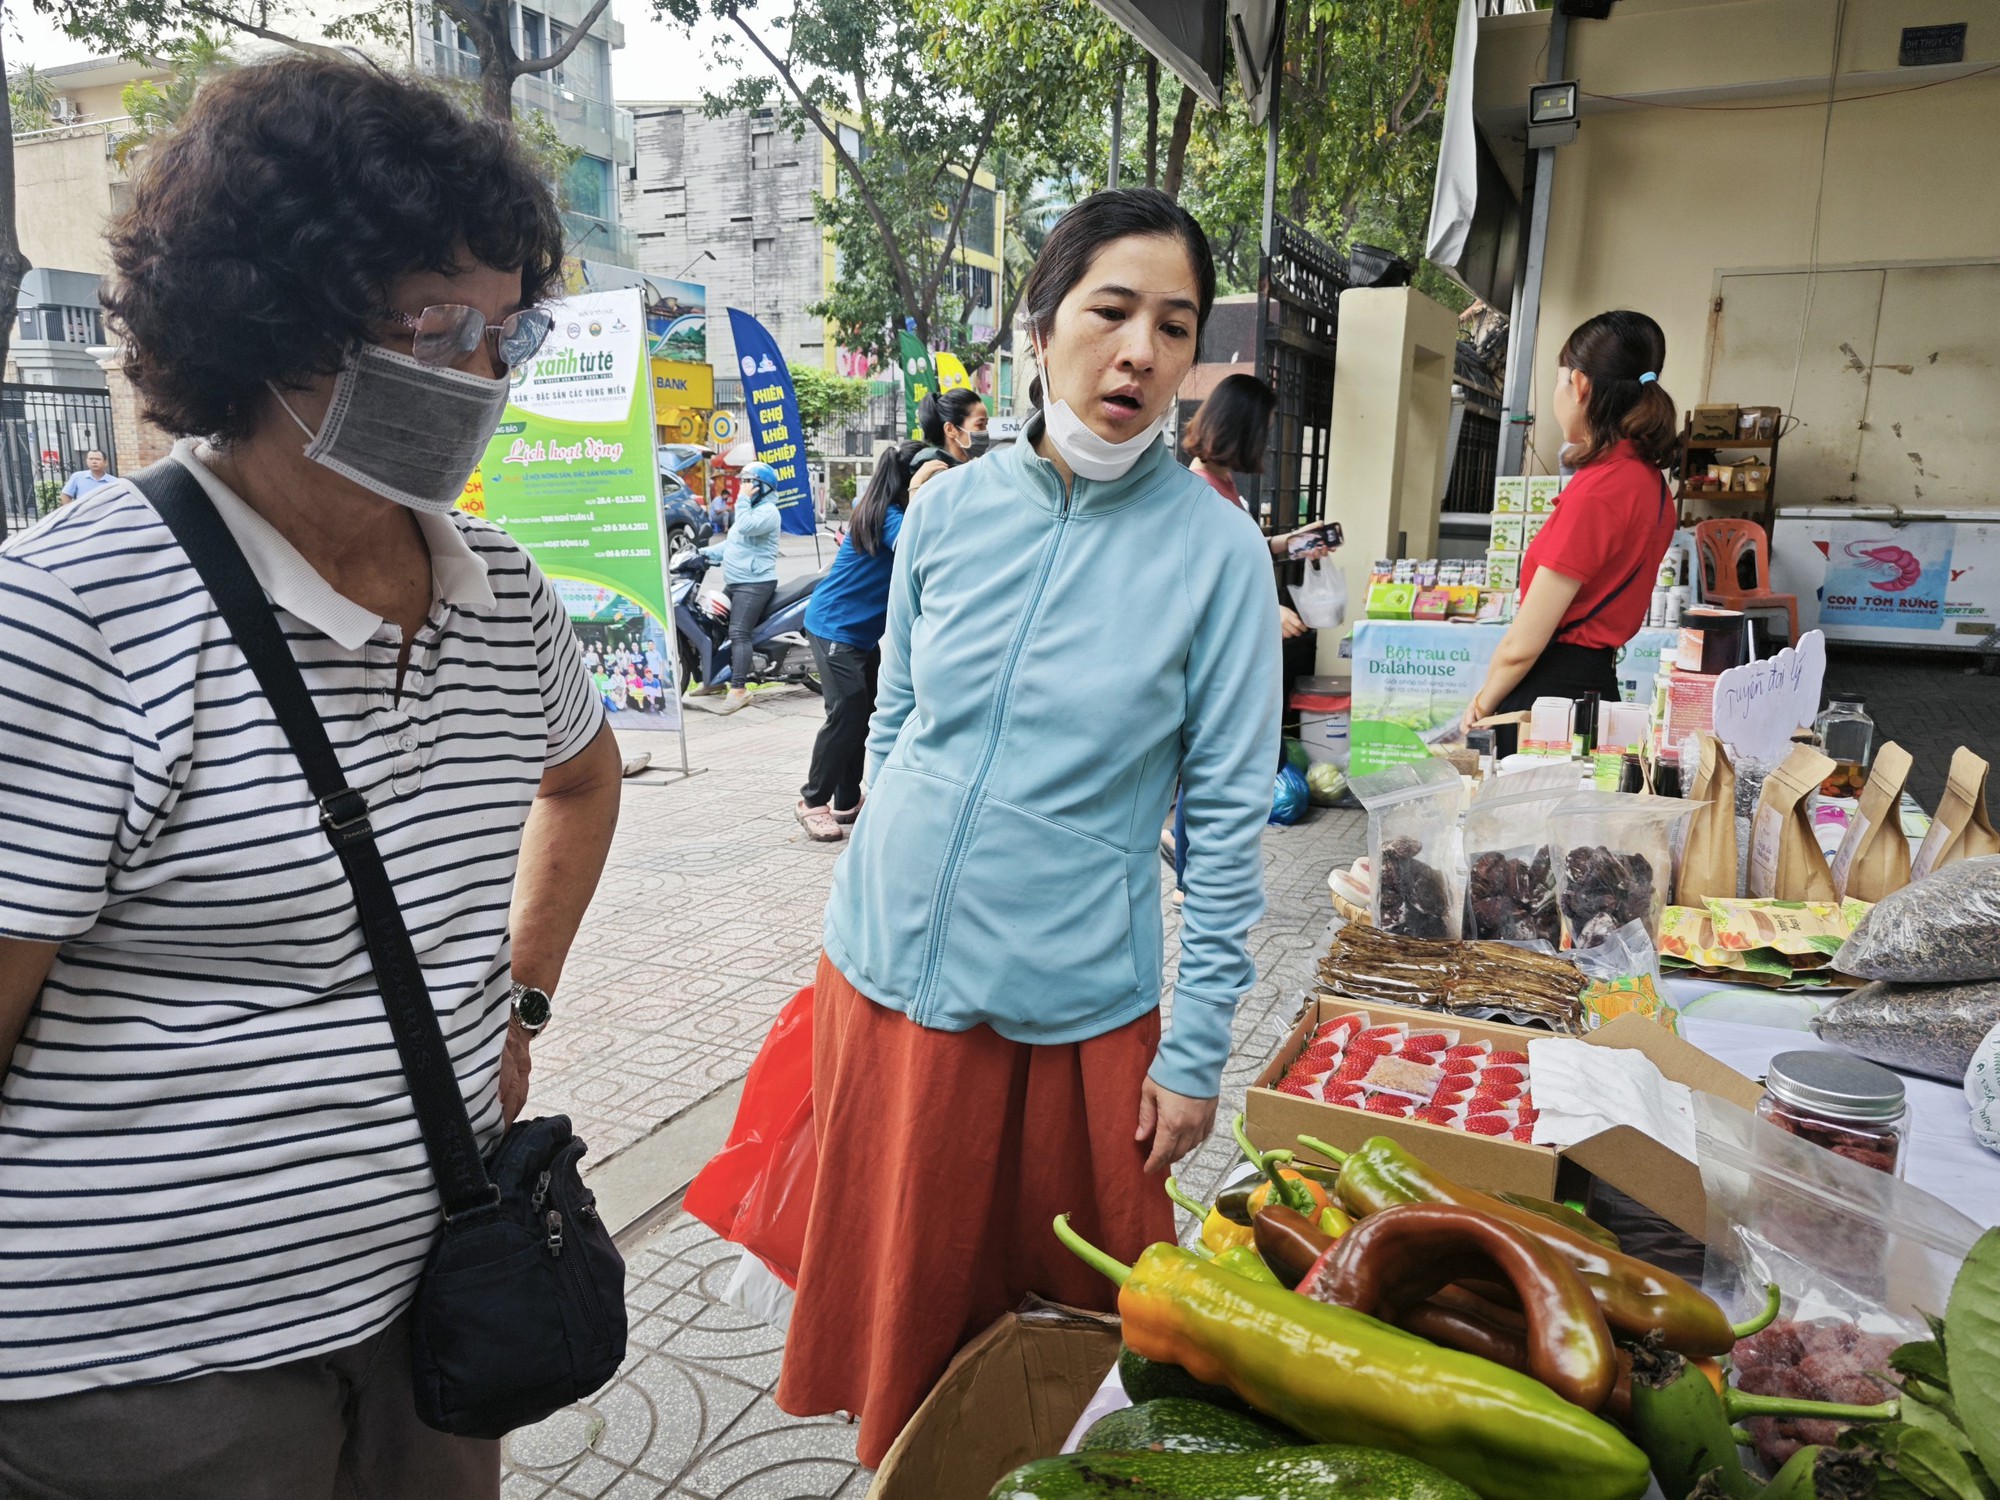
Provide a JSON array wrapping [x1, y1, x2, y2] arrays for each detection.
[[1687, 438, 1776, 450], [1681, 488, 1770, 501]]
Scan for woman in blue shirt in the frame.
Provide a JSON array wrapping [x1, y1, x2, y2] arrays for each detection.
[[693, 460, 782, 715], [796, 388, 986, 840]]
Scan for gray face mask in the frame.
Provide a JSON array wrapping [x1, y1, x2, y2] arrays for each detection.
[[271, 343, 512, 515]]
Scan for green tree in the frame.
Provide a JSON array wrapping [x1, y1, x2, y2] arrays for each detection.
[[661, 0, 1112, 363], [112, 29, 231, 166], [791, 365, 873, 433], [8, 61, 59, 131], [39, 0, 609, 123]]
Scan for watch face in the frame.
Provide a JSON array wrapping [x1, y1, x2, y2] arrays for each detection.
[[514, 985, 552, 1030]]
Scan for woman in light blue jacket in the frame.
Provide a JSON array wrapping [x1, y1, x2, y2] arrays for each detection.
[[776, 190, 1281, 1464], [694, 459, 781, 714]]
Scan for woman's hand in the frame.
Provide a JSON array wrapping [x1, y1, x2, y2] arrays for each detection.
[[1279, 605, 1309, 640], [1270, 525, 1333, 562], [908, 459, 950, 495], [1460, 693, 1489, 737], [1137, 1077, 1217, 1174], [500, 1021, 533, 1126]]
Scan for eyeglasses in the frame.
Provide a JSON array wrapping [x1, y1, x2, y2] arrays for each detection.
[[380, 304, 555, 371]]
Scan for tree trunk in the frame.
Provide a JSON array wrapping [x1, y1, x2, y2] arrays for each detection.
[[1144, 58, 1160, 189], [0, 23, 32, 390], [1161, 87, 1197, 200], [1107, 65, 1124, 189]]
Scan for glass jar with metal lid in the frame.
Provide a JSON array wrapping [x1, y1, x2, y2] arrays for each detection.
[[1756, 1050, 1908, 1176]]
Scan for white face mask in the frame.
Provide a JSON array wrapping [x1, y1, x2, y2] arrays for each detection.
[[1035, 339, 1168, 482], [271, 343, 512, 515]]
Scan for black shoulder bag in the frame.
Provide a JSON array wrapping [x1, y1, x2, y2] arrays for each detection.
[[134, 461, 627, 1440]]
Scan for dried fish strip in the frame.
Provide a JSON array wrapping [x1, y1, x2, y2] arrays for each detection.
[[1317, 924, 1586, 1032]]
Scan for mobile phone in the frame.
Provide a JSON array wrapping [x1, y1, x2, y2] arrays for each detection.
[[1286, 520, 1344, 558]]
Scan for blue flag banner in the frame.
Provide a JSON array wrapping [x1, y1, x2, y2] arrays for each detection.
[[727, 308, 816, 537]]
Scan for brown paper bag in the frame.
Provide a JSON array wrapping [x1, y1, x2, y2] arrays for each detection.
[[1748, 744, 1838, 901], [1676, 733, 1739, 904], [1913, 747, 2000, 880], [1831, 742, 1913, 902]]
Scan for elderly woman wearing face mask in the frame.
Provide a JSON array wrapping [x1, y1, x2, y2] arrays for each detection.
[[775, 189, 1280, 1465], [0, 59, 620, 1498]]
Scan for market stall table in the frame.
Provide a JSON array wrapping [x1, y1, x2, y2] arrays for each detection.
[[1348, 619, 1680, 778]]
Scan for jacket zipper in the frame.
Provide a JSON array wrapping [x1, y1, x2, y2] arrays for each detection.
[[910, 470, 1076, 1023]]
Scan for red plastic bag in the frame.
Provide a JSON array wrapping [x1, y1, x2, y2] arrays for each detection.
[[683, 984, 818, 1287]]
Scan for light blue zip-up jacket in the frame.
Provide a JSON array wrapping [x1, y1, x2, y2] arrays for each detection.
[[822, 416, 1281, 1099], [706, 493, 780, 583]]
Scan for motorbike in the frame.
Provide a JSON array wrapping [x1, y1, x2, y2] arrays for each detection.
[[670, 549, 825, 694], [660, 470, 712, 568]]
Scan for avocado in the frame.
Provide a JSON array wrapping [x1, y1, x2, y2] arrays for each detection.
[[989, 1444, 1485, 1500], [1116, 1347, 1255, 1415], [1077, 1398, 1297, 1456]]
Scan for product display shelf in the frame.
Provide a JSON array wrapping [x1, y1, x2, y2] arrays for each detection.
[[1676, 414, 1784, 534]]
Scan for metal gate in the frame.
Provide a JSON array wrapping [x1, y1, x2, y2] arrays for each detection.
[[1251, 216, 1346, 535], [0, 384, 117, 541]]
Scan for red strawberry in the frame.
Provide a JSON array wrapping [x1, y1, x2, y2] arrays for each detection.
[[1489, 1050, 1530, 1065], [1322, 1080, 1363, 1104], [1480, 1066, 1526, 1086], [1471, 1083, 1522, 1105], [1403, 1032, 1452, 1052], [1332, 1057, 1375, 1083], [1512, 1123, 1538, 1142], [1318, 1016, 1365, 1041], [1357, 1024, 1406, 1043], [1412, 1106, 1458, 1125], [1364, 1095, 1411, 1117], [1276, 1077, 1314, 1098], [1443, 1043, 1489, 1061], [1441, 1057, 1480, 1076], [1463, 1114, 1510, 1136]]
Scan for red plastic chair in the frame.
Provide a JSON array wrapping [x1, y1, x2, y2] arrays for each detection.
[[1694, 518, 1798, 646]]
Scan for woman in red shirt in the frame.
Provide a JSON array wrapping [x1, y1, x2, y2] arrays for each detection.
[[1463, 311, 1679, 745]]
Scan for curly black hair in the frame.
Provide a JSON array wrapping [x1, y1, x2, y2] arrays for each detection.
[[104, 56, 565, 442]]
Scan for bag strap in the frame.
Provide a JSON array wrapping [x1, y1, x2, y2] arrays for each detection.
[[132, 459, 499, 1223], [1557, 471, 1671, 646]]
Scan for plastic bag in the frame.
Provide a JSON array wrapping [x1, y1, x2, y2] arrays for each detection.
[[1269, 763, 1309, 826], [1352, 760, 1464, 939], [1697, 1091, 1981, 1341], [1305, 760, 1348, 807], [1832, 855, 2000, 983], [1967, 1019, 2000, 1156], [1462, 784, 1584, 944], [683, 984, 817, 1287], [1565, 918, 1673, 1031], [1809, 977, 2000, 1084], [1289, 557, 1347, 629], [1547, 793, 1699, 947]]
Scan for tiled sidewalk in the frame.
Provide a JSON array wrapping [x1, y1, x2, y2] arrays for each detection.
[[504, 683, 1365, 1497]]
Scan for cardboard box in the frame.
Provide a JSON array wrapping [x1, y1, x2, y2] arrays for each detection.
[[1524, 511, 1552, 544], [1365, 580, 1417, 619], [1489, 513, 1525, 552], [868, 1303, 1119, 1500], [1485, 551, 1521, 592], [1248, 1000, 1764, 1237], [1691, 404, 1740, 442], [1493, 476, 1527, 513], [1526, 477, 1563, 514]]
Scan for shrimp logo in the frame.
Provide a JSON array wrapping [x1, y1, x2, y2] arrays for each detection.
[[1843, 540, 1924, 592]]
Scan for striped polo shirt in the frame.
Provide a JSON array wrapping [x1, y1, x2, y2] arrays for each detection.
[[0, 440, 604, 1397]]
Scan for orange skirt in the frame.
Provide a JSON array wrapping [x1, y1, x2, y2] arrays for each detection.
[[774, 953, 1174, 1467]]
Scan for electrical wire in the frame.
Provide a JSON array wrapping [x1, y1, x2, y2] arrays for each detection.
[[1787, 0, 1849, 424], [1579, 59, 1999, 112]]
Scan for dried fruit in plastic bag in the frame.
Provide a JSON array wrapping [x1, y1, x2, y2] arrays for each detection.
[[1833, 856, 2000, 983], [1811, 977, 2000, 1084]]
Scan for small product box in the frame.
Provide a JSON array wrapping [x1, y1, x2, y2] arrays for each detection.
[[1365, 580, 1417, 620], [1489, 513, 1525, 552], [1413, 587, 1452, 621], [1445, 585, 1482, 619], [1524, 511, 1553, 545], [1492, 476, 1528, 514], [1526, 477, 1563, 514], [1691, 404, 1740, 442], [1484, 551, 1521, 592]]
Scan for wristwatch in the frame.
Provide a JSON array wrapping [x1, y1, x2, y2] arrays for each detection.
[[509, 981, 553, 1037]]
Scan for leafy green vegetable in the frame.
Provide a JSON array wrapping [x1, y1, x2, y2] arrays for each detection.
[[1845, 1424, 1991, 1500], [1945, 1228, 2000, 1491]]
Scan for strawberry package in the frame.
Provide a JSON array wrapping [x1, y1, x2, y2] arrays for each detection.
[[1275, 1008, 1538, 1143]]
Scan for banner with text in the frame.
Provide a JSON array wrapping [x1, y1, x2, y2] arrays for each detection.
[[1821, 521, 1954, 631], [898, 330, 938, 440], [727, 308, 816, 537], [460, 286, 682, 732]]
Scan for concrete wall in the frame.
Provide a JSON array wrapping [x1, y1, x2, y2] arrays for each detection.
[[14, 130, 124, 278], [1474, 0, 2000, 487], [619, 103, 829, 376]]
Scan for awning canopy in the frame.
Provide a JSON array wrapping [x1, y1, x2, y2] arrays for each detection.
[[1086, 0, 1283, 121]]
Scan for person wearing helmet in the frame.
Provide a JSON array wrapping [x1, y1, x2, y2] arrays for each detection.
[[692, 460, 783, 714]]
